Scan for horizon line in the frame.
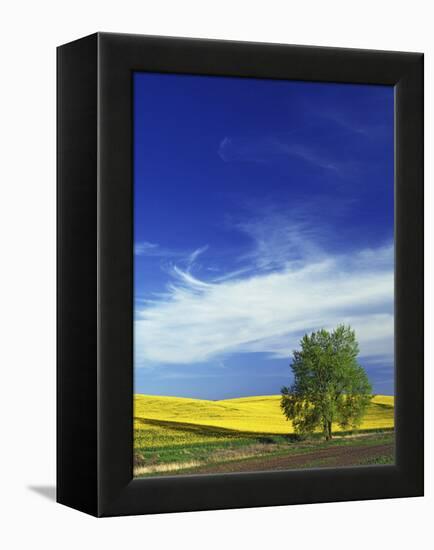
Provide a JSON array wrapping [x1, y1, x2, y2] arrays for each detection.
[[134, 392, 395, 402]]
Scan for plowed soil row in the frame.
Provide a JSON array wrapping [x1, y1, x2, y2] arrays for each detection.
[[186, 442, 394, 474]]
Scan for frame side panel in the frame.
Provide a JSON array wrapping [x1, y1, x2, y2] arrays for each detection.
[[57, 34, 99, 516], [394, 55, 424, 494], [98, 35, 134, 513]]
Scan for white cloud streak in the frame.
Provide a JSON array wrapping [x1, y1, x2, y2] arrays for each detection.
[[134, 241, 160, 256], [187, 245, 209, 266], [218, 135, 341, 173], [134, 231, 394, 368]]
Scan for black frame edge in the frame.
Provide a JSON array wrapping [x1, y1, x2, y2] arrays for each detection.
[[57, 33, 99, 516], [97, 34, 424, 516]]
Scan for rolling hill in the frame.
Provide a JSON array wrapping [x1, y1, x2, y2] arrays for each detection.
[[134, 393, 394, 436]]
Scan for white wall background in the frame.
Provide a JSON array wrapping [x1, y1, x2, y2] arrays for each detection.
[[0, 1, 431, 548]]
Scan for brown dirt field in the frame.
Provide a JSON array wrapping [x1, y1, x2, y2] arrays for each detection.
[[184, 442, 394, 474]]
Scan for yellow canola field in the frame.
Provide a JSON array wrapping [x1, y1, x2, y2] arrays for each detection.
[[134, 394, 394, 447]]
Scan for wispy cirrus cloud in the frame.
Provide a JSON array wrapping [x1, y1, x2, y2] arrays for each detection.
[[187, 245, 209, 265], [135, 241, 210, 270], [134, 241, 187, 258], [230, 198, 358, 273], [217, 100, 389, 175], [134, 241, 160, 256], [218, 134, 341, 173], [235, 212, 324, 271], [316, 105, 393, 141], [134, 211, 394, 369], [218, 134, 335, 169]]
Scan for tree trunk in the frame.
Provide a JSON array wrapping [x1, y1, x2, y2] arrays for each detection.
[[324, 420, 332, 440]]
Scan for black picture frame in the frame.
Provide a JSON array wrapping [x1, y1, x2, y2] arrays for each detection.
[[57, 32, 424, 517]]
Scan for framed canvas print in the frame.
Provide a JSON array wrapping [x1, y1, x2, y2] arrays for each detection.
[[57, 33, 423, 516]]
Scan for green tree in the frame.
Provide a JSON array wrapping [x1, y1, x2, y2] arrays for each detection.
[[280, 325, 372, 440]]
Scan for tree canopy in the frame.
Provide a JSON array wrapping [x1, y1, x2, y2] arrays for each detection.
[[280, 325, 372, 440]]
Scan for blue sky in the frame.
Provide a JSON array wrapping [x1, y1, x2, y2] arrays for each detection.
[[133, 72, 394, 399]]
